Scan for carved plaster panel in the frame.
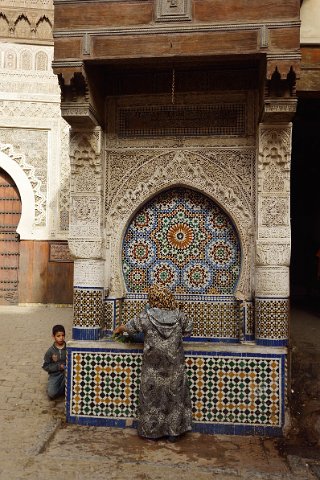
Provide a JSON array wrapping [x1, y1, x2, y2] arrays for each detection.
[[258, 226, 291, 240], [69, 195, 101, 238], [74, 259, 105, 288], [105, 148, 255, 299], [58, 120, 70, 232], [255, 266, 289, 298], [68, 239, 104, 260], [0, 79, 59, 97], [0, 1, 52, 8], [260, 197, 290, 228], [0, 101, 60, 118], [262, 163, 288, 193], [0, 43, 55, 73], [0, 141, 46, 226], [106, 148, 254, 213], [70, 129, 102, 194], [256, 242, 291, 267], [106, 92, 256, 149], [0, 10, 53, 41], [258, 125, 292, 194]]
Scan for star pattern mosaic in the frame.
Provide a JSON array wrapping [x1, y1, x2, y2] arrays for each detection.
[[256, 299, 289, 340], [71, 352, 142, 417], [119, 294, 241, 339], [122, 188, 241, 295], [69, 350, 282, 427], [73, 288, 104, 327], [186, 356, 281, 425]]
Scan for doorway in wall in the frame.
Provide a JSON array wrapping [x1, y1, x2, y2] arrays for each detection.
[[0, 168, 21, 305]]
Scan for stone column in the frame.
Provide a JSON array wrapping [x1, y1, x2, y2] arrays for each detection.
[[53, 65, 106, 340], [68, 128, 105, 340], [255, 123, 292, 346]]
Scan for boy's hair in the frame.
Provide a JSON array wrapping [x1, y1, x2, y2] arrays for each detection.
[[52, 324, 65, 336]]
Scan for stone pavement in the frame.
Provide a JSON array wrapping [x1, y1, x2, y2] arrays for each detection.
[[0, 305, 317, 480]]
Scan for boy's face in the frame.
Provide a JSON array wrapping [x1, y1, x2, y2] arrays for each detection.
[[53, 331, 65, 346]]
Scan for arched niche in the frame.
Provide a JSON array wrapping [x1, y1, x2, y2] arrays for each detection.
[[122, 187, 241, 296], [105, 150, 253, 301]]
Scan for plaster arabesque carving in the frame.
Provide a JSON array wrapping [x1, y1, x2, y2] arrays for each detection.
[[105, 149, 254, 300], [0, 11, 53, 40], [258, 125, 291, 195], [0, 142, 45, 226], [74, 259, 105, 288], [68, 239, 104, 260], [68, 130, 104, 256], [69, 196, 101, 237], [255, 266, 290, 298], [69, 130, 102, 195], [256, 242, 291, 266], [260, 197, 289, 227], [58, 121, 71, 232]]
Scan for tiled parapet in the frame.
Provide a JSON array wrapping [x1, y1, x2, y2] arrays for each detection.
[[66, 341, 286, 436]]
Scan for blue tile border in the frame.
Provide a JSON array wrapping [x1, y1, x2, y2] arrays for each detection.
[[183, 336, 240, 343], [256, 339, 288, 347], [64, 414, 283, 437], [72, 327, 102, 341]]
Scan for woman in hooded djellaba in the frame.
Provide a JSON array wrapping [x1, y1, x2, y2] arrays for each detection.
[[114, 284, 193, 442]]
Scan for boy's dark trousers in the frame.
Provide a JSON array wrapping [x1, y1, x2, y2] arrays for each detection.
[[47, 371, 65, 399]]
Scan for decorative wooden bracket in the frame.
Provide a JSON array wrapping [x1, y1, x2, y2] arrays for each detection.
[[53, 62, 101, 128], [261, 60, 300, 122]]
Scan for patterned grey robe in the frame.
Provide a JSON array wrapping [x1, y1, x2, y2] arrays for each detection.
[[126, 307, 193, 439]]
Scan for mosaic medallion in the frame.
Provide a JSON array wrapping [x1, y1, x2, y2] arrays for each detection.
[[122, 188, 241, 294]]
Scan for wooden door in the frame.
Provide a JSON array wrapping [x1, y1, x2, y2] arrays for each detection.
[[0, 168, 21, 304]]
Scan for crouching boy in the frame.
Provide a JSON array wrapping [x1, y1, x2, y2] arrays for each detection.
[[42, 324, 66, 399]]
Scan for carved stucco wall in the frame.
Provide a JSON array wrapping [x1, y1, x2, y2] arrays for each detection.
[[0, 0, 53, 42], [105, 147, 255, 300], [0, 41, 70, 239]]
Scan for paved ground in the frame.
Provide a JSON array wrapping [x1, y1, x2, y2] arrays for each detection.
[[0, 304, 318, 480]]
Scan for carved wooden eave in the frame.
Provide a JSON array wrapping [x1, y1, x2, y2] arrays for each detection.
[[53, 62, 100, 128], [262, 98, 298, 123]]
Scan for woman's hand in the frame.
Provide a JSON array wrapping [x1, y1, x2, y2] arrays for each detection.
[[114, 324, 126, 335]]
